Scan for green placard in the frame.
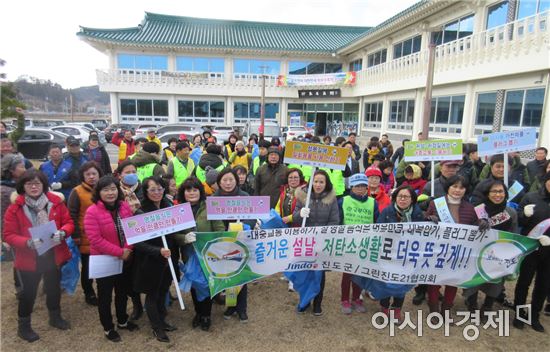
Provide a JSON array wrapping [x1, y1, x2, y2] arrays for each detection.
[[404, 139, 463, 162]]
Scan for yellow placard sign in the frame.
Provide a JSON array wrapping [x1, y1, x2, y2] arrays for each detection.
[[283, 141, 348, 170]]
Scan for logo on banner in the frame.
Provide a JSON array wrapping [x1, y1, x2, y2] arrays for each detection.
[[202, 237, 250, 278], [476, 239, 526, 281]]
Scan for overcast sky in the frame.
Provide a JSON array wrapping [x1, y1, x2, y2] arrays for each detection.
[[1, 0, 418, 88]]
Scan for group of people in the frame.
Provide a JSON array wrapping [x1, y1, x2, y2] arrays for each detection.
[[1, 126, 550, 345]]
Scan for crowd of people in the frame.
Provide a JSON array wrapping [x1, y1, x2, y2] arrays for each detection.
[[1, 126, 549, 344]]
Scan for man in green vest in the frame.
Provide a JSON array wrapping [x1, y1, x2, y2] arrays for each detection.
[[133, 141, 165, 182], [194, 143, 226, 183], [167, 141, 195, 188], [251, 140, 271, 176]]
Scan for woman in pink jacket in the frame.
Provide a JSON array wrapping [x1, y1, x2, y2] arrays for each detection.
[[84, 176, 138, 342]]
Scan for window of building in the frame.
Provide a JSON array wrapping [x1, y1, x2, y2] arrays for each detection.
[[393, 36, 422, 59], [388, 100, 414, 130], [432, 14, 474, 45], [363, 102, 383, 129], [349, 59, 363, 72], [120, 99, 169, 122], [288, 62, 343, 75], [177, 100, 225, 124], [367, 49, 387, 67], [234, 59, 281, 76], [117, 54, 168, 70], [429, 95, 465, 134], [518, 0, 550, 19], [233, 102, 279, 124], [176, 57, 224, 73], [475, 92, 497, 126], [503, 88, 544, 127]]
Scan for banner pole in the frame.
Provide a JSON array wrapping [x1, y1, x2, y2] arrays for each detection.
[[431, 161, 435, 198], [301, 167, 317, 228], [503, 152, 509, 188], [161, 235, 185, 310]]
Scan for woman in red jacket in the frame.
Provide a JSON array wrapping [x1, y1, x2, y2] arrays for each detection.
[[3, 169, 74, 342], [84, 176, 138, 342], [365, 166, 391, 212]]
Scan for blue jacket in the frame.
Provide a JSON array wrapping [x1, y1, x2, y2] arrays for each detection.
[[377, 203, 425, 223], [39, 159, 73, 199]]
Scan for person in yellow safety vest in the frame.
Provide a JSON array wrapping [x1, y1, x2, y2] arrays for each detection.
[[194, 144, 227, 184], [229, 141, 252, 171], [133, 142, 165, 182], [127, 138, 148, 160], [146, 128, 162, 149], [320, 165, 352, 198], [287, 163, 313, 183], [337, 173, 379, 314], [167, 141, 195, 188], [251, 140, 271, 176], [223, 134, 238, 161], [161, 138, 178, 165]]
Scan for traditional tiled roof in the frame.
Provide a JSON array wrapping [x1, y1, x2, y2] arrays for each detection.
[[78, 12, 371, 54]]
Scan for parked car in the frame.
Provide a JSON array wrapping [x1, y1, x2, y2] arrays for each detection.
[[66, 123, 107, 144], [135, 124, 159, 135], [210, 126, 235, 143], [158, 132, 194, 149], [243, 120, 282, 141], [51, 125, 90, 143], [17, 128, 68, 160], [91, 119, 110, 131], [283, 126, 309, 140], [104, 123, 136, 142], [156, 123, 201, 136]]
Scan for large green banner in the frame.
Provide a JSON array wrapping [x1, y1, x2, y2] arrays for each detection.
[[193, 223, 539, 297]]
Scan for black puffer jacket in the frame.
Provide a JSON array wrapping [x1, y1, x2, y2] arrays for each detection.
[[518, 184, 550, 237]]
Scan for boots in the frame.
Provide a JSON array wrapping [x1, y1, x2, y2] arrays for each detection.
[[49, 309, 70, 330], [18, 316, 39, 342], [465, 294, 478, 313]]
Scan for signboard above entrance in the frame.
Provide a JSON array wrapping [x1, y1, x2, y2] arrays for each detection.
[[298, 89, 341, 98]]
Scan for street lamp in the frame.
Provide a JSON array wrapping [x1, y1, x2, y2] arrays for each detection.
[[259, 65, 269, 141]]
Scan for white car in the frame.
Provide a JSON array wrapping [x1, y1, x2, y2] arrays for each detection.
[[51, 125, 90, 143], [284, 126, 309, 140], [210, 126, 236, 144], [135, 124, 159, 135]]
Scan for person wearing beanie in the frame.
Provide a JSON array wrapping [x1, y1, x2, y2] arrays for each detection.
[[251, 140, 271, 177], [337, 173, 379, 315], [203, 166, 220, 196], [132, 142, 165, 182], [513, 171, 550, 332], [194, 144, 227, 184], [254, 147, 288, 208], [365, 166, 391, 211], [402, 164, 427, 195], [229, 141, 252, 171], [223, 134, 238, 161]]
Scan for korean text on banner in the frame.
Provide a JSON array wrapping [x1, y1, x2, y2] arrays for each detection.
[[192, 223, 538, 297], [206, 196, 271, 221], [404, 139, 463, 162], [477, 128, 537, 157], [121, 203, 196, 245], [284, 140, 348, 170], [277, 72, 356, 87]]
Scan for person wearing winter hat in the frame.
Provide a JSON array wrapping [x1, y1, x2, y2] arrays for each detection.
[[365, 166, 391, 211], [133, 142, 165, 182], [229, 141, 252, 171], [338, 173, 379, 315], [402, 164, 427, 195], [203, 166, 220, 196], [513, 171, 550, 332], [254, 147, 288, 208], [422, 160, 461, 199], [194, 144, 227, 184], [251, 140, 271, 177]]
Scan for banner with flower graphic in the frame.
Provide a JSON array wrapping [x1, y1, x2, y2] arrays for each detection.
[[192, 223, 539, 297]]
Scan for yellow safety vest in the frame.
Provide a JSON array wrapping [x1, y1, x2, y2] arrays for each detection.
[[137, 163, 157, 182], [342, 196, 375, 224], [172, 157, 195, 188]]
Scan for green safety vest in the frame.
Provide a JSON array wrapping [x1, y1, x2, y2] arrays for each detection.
[[287, 163, 313, 182], [195, 163, 225, 183], [172, 157, 195, 188], [137, 163, 157, 182], [321, 168, 345, 196], [342, 196, 375, 225], [253, 157, 266, 176]]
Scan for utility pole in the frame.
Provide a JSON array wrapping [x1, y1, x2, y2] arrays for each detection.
[[259, 66, 268, 141], [421, 43, 436, 141], [69, 89, 74, 122]]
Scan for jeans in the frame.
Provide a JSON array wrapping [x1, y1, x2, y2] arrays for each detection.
[[18, 268, 61, 318]]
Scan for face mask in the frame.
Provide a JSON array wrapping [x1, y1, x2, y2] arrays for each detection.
[[122, 173, 138, 186]]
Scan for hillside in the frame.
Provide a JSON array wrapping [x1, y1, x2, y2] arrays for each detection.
[[12, 76, 109, 114]]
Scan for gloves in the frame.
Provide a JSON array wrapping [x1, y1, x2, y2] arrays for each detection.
[[51, 182, 62, 190], [300, 207, 310, 219], [539, 235, 550, 247], [427, 215, 439, 224], [27, 238, 43, 250], [185, 232, 196, 244], [524, 204, 535, 217], [478, 219, 491, 232], [51, 230, 65, 244]]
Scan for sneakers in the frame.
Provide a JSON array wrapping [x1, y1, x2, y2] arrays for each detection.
[[353, 299, 367, 313], [313, 304, 323, 316], [104, 329, 121, 342], [223, 307, 236, 320], [238, 311, 248, 323], [117, 320, 139, 331], [288, 281, 295, 292], [200, 316, 211, 331], [341, 301, 353, 314]]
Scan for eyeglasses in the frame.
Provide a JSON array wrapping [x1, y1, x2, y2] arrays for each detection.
[[489, 190, 505, 194], [24, 182, 42, 188], [397, 195, 411, 199], [148, 187, 165, 194]]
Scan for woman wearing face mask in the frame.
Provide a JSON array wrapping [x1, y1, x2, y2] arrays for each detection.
[[425, 175, 487, 317], [133, 176, 179, 342], [213, 168, 252, 323], [115, 160, 142, 214], [68, 162, 104, 306], [83, 135, 112, 175], [293, 170, 340, 316], [463, 180, 517, 316], [85, 176, 138, 342], [175, 177, 225, 331], [3, 169, 74, 342], [275, 168, 307, 226]]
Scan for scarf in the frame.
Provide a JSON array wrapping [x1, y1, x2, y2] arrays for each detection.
[[367, 148, 379, 165], [394, 203, 413, 223], [447, 194, 462, 204], [484, 199, 507, 218], [237, 149, 247, 157], [25, 193, 50, 226], [120, 182, 141, 214]]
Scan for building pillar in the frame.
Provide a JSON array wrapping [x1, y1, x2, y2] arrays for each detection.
[[280, 98, 288, 126], [461, 82, 476, 141], [492, 90, 505, 132], [226, 96, 233, 125], [412, 88, 424, 139], [110, 93, 119, 123], [357, 96, 364, 136], [167, 53, 176, 72], [380, 94, 390, 136], [169, 95, 178, 123]]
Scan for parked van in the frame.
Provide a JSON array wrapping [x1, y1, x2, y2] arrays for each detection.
[[243, 120, 281, 141]]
